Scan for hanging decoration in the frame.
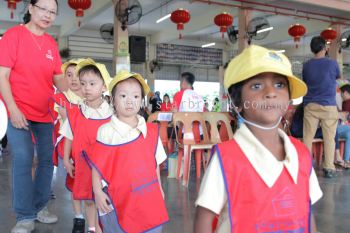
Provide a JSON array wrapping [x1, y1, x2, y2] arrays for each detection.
[[7, 0, 21, 19], [68, 0, 92, 27], [214, 12, 233, 39], [171, 8, 190, 39], [321, 28, 337, 43], [288, 24, 306, 48]]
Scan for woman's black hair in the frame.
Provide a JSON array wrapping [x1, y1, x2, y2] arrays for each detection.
[[163, 93, 170, 99], [23, 0, 58, 24]]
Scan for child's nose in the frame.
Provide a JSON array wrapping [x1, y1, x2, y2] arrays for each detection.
[[264, 85, 277, 98]]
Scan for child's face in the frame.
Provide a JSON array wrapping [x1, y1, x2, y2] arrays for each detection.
[[113, 79, 142, 121], [341, 91, 350, 100], [66, 65, 81, 92], [240, 72, 290, 126], [79, 71, 106, 105]]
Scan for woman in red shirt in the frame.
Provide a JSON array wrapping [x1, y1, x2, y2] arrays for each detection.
[[160, 94, 172, 112], [0, 0, 66, 232]]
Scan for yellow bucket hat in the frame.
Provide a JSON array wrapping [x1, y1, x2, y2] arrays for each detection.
[[75, 58, 112, 87], [61, 58, 85, 73], [224, 45, 307, 99], [109, 70, 150, 96]]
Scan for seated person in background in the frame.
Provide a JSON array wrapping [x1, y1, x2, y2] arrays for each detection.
[[291, 104, 350, 168], [160, 94, 172, 112], [341, 84, 350, 112], [149, 91, 162, 113]]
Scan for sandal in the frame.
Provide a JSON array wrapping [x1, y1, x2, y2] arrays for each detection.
[[344, 161, 350, 169], [334, 160, 346, 169]]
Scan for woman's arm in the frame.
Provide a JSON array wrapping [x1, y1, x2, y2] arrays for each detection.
[[53, 74, 68, 92], [0, 66, 28, 130], [194, 206, 217, 233]]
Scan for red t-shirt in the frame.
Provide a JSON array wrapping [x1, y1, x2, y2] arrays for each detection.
[[0, 25, 62, 122], [160, 102, 172, 112], [342, 99, 350, 112]]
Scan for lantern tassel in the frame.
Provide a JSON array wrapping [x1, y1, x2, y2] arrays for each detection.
[[11, 10, 14, 19], [179, 33, 182, 39]]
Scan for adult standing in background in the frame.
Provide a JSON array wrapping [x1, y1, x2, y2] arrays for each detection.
[[0, 0, 67, 232], [173, 72, 204, 112], [302, 36, 340, 178]]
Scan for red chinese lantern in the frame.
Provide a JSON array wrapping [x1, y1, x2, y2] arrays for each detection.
[[321, 28, 337, 43], [7, 0, 21, 19], [68, 0, 92, 27], [214, 12, 233, 39], [288, 24, 306, 48], [171, 8, 190, 39]]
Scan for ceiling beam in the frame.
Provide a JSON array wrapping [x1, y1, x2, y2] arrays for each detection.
[[289, 0, 350, 13], [60, 0, 112, 36]]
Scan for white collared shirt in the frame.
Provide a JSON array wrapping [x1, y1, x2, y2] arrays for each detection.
[[59, 100, 113, 140], [195, 123, 323, 233], [96, 115, 167, 165]]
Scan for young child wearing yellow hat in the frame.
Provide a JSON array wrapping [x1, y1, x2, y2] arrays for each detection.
[[194, 45, 322, 233], [84, 70, 169, 233], [51, 58, 85, 232], [60, 58, 113, 233]]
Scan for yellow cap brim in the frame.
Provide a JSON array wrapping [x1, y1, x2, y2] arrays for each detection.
[[109, 70, 150, 96], [75, 58, 111, 87], [224, 45, 308, 99]]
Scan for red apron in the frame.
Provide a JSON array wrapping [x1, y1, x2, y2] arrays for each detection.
[[50, 93, 79, 165], [85, 123, 169, 233], [215, 137, 312, 233], [67, 106, 111, 199]]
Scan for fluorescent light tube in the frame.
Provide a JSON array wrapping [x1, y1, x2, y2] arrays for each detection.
[[201, 42, 215, 48], [257, 26, 273, 34], [156, 14, 171, 23]]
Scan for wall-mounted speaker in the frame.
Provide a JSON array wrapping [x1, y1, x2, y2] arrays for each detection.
[[129, 36, 146, 63]]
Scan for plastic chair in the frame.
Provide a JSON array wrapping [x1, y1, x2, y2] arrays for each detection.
[[173, 112, 214, 186], [202, 112, 234, 170], [147, 112, 174, 154]]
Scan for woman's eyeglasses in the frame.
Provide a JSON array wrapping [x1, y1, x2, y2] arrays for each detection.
[[33, 4, 57, 17]]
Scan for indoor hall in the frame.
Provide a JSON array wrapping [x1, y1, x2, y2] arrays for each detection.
[[1, 0, 350, 233]]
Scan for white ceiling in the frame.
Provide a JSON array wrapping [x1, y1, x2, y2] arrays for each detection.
[[1, 0, 350, 59]]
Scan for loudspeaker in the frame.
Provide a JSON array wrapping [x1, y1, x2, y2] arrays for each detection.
[[129, 36, 146, 63]]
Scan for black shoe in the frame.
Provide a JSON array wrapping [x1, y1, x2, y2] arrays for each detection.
[[323, 169, 336, 178], [72, 218, 85, 233]]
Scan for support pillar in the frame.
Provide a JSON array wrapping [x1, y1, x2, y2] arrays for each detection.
[[112, 0, 130, 74], [238, 8, 251, 53]]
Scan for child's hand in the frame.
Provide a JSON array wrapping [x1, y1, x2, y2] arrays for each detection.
[[63, 159, 75, 178], [95, 190, 112, 214]]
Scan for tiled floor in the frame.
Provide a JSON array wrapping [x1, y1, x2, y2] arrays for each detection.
[[1, 148, 350, 233]]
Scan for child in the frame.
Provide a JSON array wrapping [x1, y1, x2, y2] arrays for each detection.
[[52, 58, 84, 163], [194, 45, 323, 233], [60, 58, 113, 233], [84, 70, 169, 233], [51, 58, 85, 232]]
